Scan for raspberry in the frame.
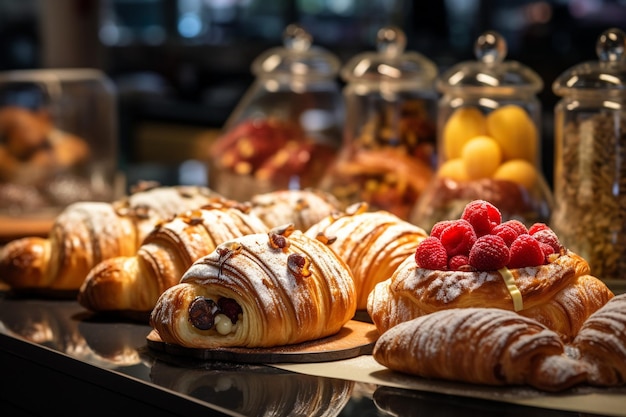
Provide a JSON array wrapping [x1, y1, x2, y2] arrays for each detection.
[[415, 237, 448, 270], [508, 234, 545, 268], [439, 219, 477, 257], [461, 200, 502, 236], [531, 229, 562, 253], [448, 254, 471, 271], [500, 219, 528, 236], [430, 220, 455, 239], [492, 224, 518, 246], [468, 235, 510, 271], [528, 223, 550, 235], [539, 242, 555, 262]]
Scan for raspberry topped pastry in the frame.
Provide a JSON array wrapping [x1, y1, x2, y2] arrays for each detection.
[[368, 200, 614, 341]]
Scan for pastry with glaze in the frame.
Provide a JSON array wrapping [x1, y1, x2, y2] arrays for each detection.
[[0, 183, 220, 295], [306, 202, 428, 310], [78, 200, 268, 318], [573, 293, 626, 386], [150, 226, 357, 348], [367, 200, 614, 341], [249, 188, 340, 231], [373, 307, 588, 392]]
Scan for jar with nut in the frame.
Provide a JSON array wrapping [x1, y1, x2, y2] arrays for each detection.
[[411, 30, 553, 231], [318, 26, 438, 220], [208, 24, 343, 202], [551, 28, 626, 283]]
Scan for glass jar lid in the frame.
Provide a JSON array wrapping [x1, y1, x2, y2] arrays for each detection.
[[437, 31, 543, 96], [251, 24, 340, 80], [553, 27, 626, 96], [340, 26, 437, 88]]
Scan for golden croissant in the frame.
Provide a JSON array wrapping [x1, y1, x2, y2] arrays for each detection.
[[305, 202, 427, 310], [150, 226, 357, 348], [0, 184, 219, 294], [368, 251, 613, 341], [249, 188, 341, 231], [573, 293, 626, 386], [373, 307, 589, 392], [78, 201, 268, 316]]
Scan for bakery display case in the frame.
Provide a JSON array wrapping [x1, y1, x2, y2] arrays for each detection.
[[0, 69, 121, 241]]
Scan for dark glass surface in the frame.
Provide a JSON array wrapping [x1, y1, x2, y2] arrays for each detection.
[[0, 292, 616, 417]]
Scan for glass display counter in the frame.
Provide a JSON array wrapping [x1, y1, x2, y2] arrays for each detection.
[[0, 292, 624, 417]]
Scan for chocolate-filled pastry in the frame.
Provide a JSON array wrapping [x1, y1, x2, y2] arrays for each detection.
[[249, 188, 340, 231], [573, 293, 626, 386], [0, 184, 220, 294], [78, 200, 268, 317], [306, 202, 427, 310], [373, 307, 588, 392], [150, 226, 357, 348]]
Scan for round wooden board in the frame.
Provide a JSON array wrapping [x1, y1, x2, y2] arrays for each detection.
[[146, 320, 379, 364]]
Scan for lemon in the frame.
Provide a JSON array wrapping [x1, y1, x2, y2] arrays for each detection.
[[486, 105, 537, 162], [461, 136, 502, 180], [493, 159, 538, 188], [442, 107, 486, 160], [437, 158, 469, 182]]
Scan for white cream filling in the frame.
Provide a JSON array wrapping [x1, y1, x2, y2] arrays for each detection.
[[498, 267, 523, 311]]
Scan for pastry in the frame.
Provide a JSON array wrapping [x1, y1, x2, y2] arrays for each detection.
[[573, 293, 626, 386], [78, 200, 268, 317], [150, 225, 356, 348], [368, 199, 614, 341], [0, 183, 220, 294], [372, 307, 588, 392], [305, 202, 427, 310], [249, 188, 341, 231]]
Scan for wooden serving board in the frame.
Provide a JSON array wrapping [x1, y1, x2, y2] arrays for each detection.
[[146, 320, 379, 364]]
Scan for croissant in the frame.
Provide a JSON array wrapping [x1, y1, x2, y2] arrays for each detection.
[[573, 293, 626, 386], [368, 251, 614, 341], [249, 188, 341, 231], [77, 201, 268, 316], [373, 307, 588, 392], [150, 226, 357, 348], [305, 202, 427, 310], [0, 184, 219, 294]]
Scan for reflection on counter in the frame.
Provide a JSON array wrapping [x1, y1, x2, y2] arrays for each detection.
[[147, 357, 356, 417]]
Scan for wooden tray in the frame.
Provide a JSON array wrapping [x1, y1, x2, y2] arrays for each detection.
[[146, 320, 379, 364]]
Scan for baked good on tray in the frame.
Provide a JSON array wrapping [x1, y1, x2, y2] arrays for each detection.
[[77, 200, 268, 317], [373, 293, 626, 392], [249, 188, 341, 231], [572, 293, 626, 386], [367, 199, 614, 342], [150, 225, 357, 348], [0, 182, 220, 295], [373, 307, 588, 392], [305, 202, 428, 310]]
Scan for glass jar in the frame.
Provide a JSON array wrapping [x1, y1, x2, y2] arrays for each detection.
[[0, 68, 120, 239], [319, 26, 438, 220], [551, 28, 626, 283], [209, 24, 343, 202], [411, 31, 552, 231]]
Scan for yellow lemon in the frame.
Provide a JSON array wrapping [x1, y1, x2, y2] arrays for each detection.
[[437, 158, 469, 182], [486, 105, 537, 163], [461, 135, 502, 180], [493, 159, 538, 189], [442, 107, 486, 160]]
